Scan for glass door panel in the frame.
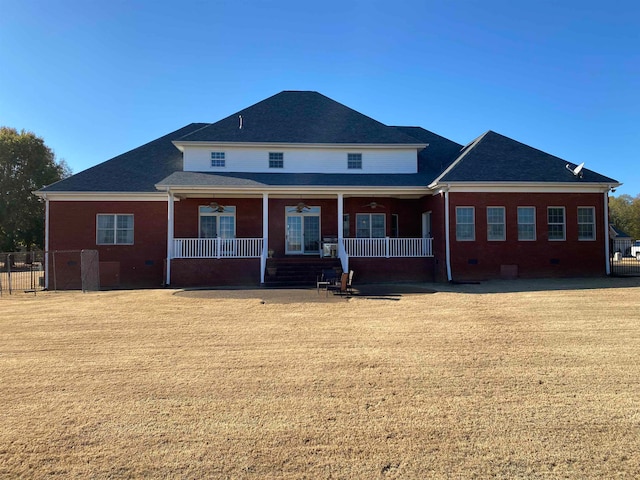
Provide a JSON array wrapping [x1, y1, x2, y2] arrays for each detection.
[[286, 216, 303, 254], [303, 216, 320, 253]]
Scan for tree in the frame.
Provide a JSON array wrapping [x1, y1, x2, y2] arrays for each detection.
[[0, 127, 71, 252], [609, 194, 640, 241]]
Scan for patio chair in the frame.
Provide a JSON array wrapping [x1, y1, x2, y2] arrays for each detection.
[[346, 270, 354, 295], [327, 272, 349, 296], [317, 268, 339, 293]]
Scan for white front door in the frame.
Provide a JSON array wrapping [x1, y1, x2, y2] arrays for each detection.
[[286, 207, 321, 255]]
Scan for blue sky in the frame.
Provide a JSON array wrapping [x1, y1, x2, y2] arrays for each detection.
[[1, 0, 638, 195]]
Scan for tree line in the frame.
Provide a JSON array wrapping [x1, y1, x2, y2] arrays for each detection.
[[0, 127, 70, 252], [609, 194, 640, 241]]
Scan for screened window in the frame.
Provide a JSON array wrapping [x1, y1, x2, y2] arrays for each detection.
[[578, 207, 595, 240], [347, 153, 362, 169], [517, 207, 536, 241], [356, 213, 385, 238], [548, 207, 566, 241], [456, 207, 475, 241], [269, 152, 284, 168], [487, 207, 505, 241], [199, 206, 236, 238], [97, 214, 134, 245]]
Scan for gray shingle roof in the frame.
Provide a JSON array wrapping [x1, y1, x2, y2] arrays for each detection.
[[437, 130, 618, 184], [156, 171, 434, 189], [177, 91, 424, 145], [39, 124, 207, 193], [393, 126, 463, 178]]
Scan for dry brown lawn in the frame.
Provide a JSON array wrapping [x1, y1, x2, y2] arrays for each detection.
[[1, 278, 640, 479]]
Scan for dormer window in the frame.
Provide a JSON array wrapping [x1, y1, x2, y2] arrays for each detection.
[[211, 152, 226, 167], [347, 153, 362, 169], [269, 152, 284, 168]]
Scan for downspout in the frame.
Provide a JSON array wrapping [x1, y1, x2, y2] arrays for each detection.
[[444, 187, 452, 282], [604, 188, 611, 275], [166, 191, 174, 286], [44, 194, 50, 289]]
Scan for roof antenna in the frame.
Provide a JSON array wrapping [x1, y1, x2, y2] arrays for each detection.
[[238, 115, 243, 130]]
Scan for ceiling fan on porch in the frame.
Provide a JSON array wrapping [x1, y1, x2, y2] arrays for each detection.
[[362, 201, 385, 209], [208, 202, 226, 212], [289, 202, 311, 213]]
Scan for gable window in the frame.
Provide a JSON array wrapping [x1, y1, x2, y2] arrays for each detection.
[[356, 213, 385, 238], [578, 207, 595, 240], [547, 207, 565, 241], [210, 152, 226, 167], [97, 214, 133, 245], [199, 205, 236, 239], [269, 152, 284, 168], [517, 207, 536, 241], [347, 153, 362, 169], [487, 207, 505, 241], [456, 207, 475, 241]]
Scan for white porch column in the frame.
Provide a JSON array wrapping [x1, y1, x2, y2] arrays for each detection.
[[166, 191, 175, 286], [260, 193, 269, 283]]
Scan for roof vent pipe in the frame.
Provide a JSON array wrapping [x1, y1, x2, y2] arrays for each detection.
[[239, 115, 243, 129]]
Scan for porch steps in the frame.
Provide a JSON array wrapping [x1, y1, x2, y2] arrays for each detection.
[[264, 257, 341, 288]]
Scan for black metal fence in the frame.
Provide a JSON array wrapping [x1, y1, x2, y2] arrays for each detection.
[[610, 252, 640, 277], [0, 251, 46, 295]]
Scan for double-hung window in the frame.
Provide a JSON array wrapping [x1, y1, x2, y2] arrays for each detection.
[[199, 206, 236, 239], [487, 207, 505, 241], [517, 207, 536, 241], [347, 153, 362, 169], [97, 214, 134, 245], [547, 207, 566, 241], [356, 213, 385, 238], [211, 152, 226, 167], [456, 207, 475, 241], [269, 152, 284, 168], [577, 207, 595, 240]]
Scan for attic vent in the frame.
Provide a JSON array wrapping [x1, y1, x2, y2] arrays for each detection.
[[239, 115, 243, 130]]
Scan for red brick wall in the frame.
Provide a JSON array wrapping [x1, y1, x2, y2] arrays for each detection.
[[447, 192, 607, 281], [49, 201, 168, 288], [349, 257, 435, 283], [170, 258, 261, 287]]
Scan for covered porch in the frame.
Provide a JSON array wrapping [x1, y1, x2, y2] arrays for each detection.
[[161, 185, 436, 287]]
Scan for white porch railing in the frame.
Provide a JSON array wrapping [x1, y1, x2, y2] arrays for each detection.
[[173, 238, 264, 259], [342, 237, 433, 258]]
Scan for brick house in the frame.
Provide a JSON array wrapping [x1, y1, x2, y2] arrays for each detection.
[[36, 91, 620, 288]]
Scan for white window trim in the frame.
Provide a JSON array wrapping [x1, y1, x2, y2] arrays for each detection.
[[96, 213, 134, 245], [577, 206, 596, 241], [547, 206, 566, 241], [517, 206, 537, 241], [269, 152, 284, 169], [347, 153, 362, 169], [486, 206, 506, 241], [210, 151, 226, 168], [456, 206, 475, 241], [356, 213, 386, 238]]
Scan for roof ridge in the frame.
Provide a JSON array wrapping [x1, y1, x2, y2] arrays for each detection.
[[429, 131, 490, 187]]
